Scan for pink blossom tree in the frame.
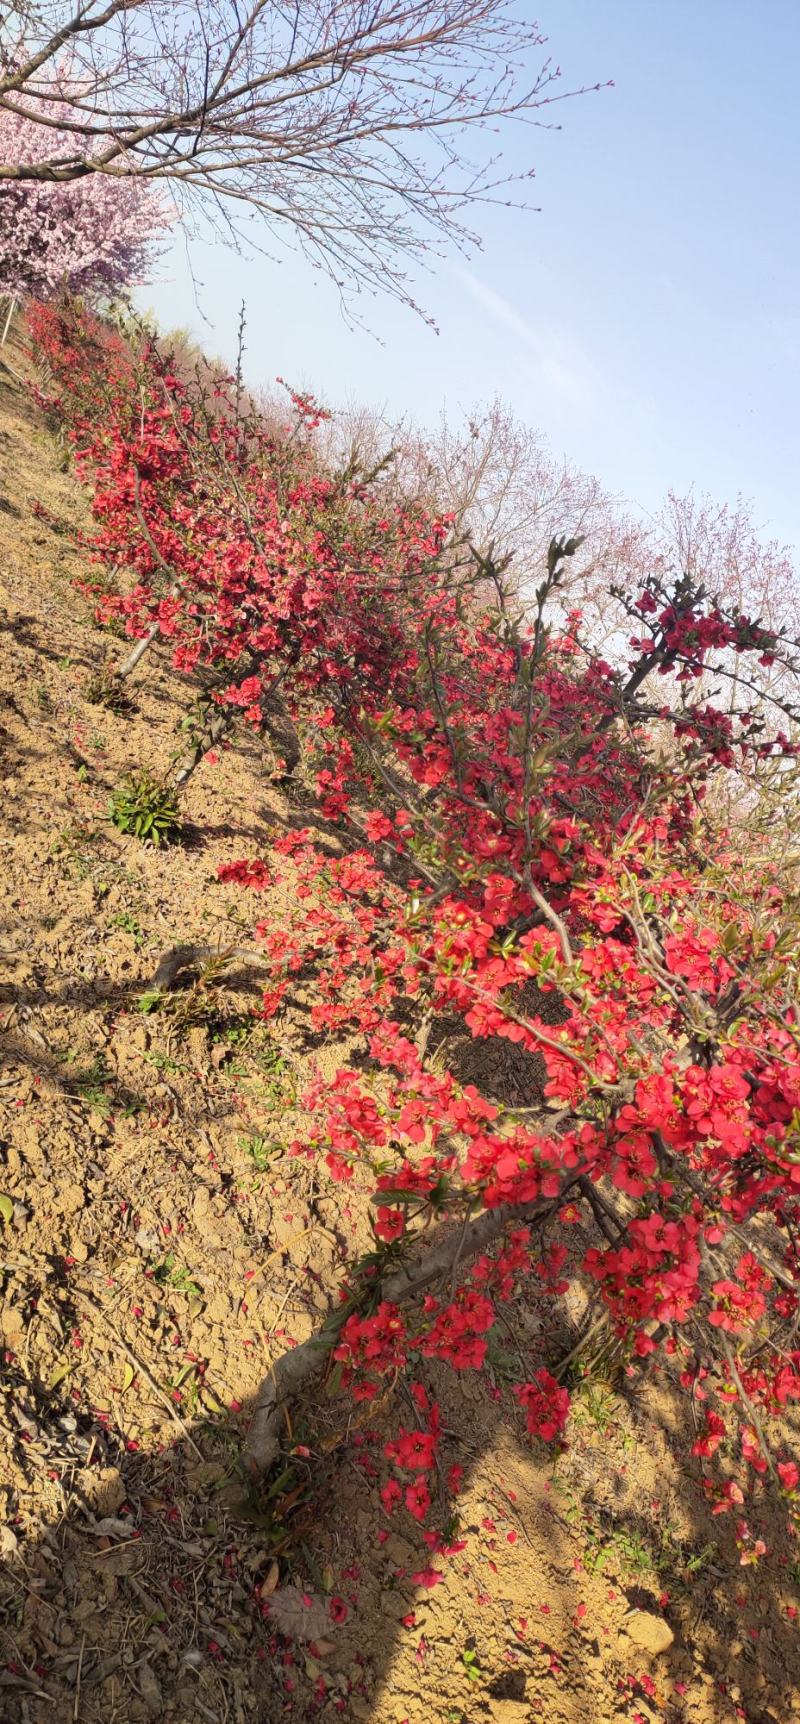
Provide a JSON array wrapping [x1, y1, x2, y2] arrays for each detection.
[[0, 96, 170, 303]]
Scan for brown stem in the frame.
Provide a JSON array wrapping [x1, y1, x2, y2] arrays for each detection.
[[151, 943, 272, 991], [172, 707, 231, 791], [113, 468, 180, 681], [115, 619, 160, 681]]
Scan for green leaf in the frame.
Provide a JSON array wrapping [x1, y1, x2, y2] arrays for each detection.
[[368, 1187, 419, 1207], [0, 1194, 13, 1224]]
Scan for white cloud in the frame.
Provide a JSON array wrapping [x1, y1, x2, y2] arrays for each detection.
[[452, 267, 601, 417]]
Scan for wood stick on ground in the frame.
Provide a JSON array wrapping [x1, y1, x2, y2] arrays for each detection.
[[73, 1632, 86, 1723]]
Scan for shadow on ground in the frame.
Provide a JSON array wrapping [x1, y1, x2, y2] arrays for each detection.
[[1, 1234, 799, 1724]]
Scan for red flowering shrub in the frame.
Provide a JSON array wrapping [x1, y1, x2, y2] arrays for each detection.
[[28, 298, 800, 1570]]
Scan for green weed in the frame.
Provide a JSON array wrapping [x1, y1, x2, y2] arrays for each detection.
[[150, 1253, 203, 1298], [460, 1645, 482, 1685], [108, 909, 145, 947], [239, 1132, 278, 1172], [109, 770, 182, 846]]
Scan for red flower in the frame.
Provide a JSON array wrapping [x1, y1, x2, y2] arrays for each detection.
[[404, 1479, 431, 1522], [374, 1206, 405, 1244], [410, 1568, 443, 1589], [380, 1480, 402, 1514]]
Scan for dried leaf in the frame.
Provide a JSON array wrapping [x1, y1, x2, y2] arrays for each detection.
[[0, 1671, 49, 1695], [259, 1560, 280, 1599], [91, 1541, 142, 1575], [266, 1585, 331, 1643], [138, 1660, 163, 1717], [91, 1516, 133, 1539]]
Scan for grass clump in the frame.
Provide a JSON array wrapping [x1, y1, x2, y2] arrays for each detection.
[[109, 769, 182, 845]]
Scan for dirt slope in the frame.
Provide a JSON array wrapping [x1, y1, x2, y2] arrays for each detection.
[[0, 327, 798, 1724]]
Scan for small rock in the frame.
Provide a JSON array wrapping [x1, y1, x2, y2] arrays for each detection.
[[489, 1701, 529, 1724], [0, 1306, 25, 1345], [83, 1467, 126, 1514], [623, 1609, 674, 1655], [0, 1524, 19, 1557], [60, 1181, 84, 1215]]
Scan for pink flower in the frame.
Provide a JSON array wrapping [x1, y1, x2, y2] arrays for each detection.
[[410, 1569, 443, 1589], [380, 1480, 402, 1514]]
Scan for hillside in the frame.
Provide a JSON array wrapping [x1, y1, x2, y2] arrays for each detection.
[[0, 322, 798, 1724]]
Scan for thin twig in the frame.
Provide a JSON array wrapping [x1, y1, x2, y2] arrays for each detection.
[[73, 1632, 86, 1722]]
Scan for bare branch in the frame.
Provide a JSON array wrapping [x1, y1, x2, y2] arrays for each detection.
[[1, 1, 606, 306]]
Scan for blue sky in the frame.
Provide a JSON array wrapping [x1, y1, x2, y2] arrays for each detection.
[[142, 2, 800, 554]]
